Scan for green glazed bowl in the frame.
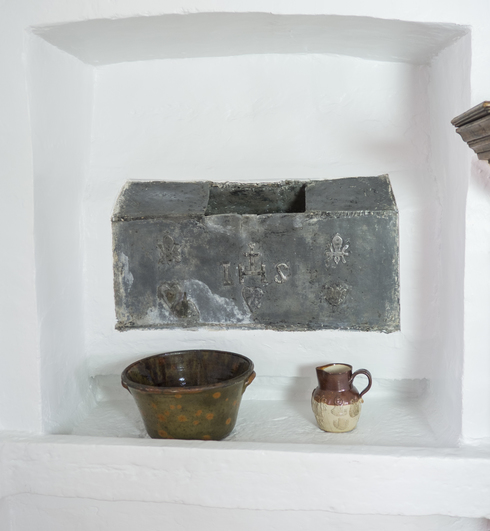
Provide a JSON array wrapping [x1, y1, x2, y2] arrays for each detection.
[[121, 349, 255, 440]]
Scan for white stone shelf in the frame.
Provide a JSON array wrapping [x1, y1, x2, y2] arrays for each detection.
[[13, 375, 476, 519], [71, 387, 440, 448], [2, 377, 490, 518], [1, 428, 490, 519]]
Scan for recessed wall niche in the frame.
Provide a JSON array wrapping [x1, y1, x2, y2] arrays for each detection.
[[29, 13, 470, 444]]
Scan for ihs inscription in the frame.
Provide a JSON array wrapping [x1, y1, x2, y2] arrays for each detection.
[[221, 244, 292, 287], [274, 263, 290, 284], [113, 178, 400, 332], [221, 262, 232, 286], [238, 243, 267, 284]]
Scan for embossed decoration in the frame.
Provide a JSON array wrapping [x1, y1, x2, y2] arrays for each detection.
[[158, 233, 182, 264], [332, 395, 349, 431], [333, 417, 349, 430], [238, 243, 267, 284], [325, 233, 349, 265], [113, 178, 399, 331], [324, 282, 349, 306], [332, 396, 347, 416], [157, 281, 199, 320], [274, 263, 290, 284], [241, 286, 264, 313], [349, 401, 361, 418], [221, 262, 232, 286]]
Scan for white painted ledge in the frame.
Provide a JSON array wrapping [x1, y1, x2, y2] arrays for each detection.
[[2, 377, 487, 518], [1, 432, 490, 518], [73, 377, 440, 448]]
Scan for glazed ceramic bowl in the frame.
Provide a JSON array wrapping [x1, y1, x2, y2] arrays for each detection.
[[121, 349, 255, 440]]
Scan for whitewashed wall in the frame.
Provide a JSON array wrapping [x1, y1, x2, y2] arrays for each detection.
[[84, 55, 435, 382], [0, 0, 42, 433], [28, 35, 95, 433], [2, 0, 490, 530], [1, 0, 485, 436], [426, 35, 471, 442], [6, 494, 490, 531], [33, 14, 469, 443]]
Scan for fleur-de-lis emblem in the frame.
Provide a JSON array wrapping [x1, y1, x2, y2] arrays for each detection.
[[326, 233, 349, 265], [158, 233, 182, 264]]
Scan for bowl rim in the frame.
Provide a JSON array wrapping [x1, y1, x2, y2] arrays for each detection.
[[121, 349, 255, 394]]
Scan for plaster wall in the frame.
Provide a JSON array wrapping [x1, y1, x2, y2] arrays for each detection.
[[27, 35, 95, 432], [0, 499, 11, 531], [84, 53, 437, 388], [2, 0, 490, 529], [6, 494, 490, 531], [461, 0, 490, 442], [75, 14, 470, 446], [0, 1, 42, 432], [1, 0, 487, 432], [464, 160, 490, 441], [426, 35, 471, 441]]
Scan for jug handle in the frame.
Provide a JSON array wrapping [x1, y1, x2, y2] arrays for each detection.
[[350, 369, 372, 397], [242, 371, 256, 394]]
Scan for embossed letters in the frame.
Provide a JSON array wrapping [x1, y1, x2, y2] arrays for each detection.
[[274, 263, 290, 284], [238, 243, 267, 284]]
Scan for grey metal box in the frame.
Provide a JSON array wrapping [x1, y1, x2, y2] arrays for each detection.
[[112, 176, 399, 332]]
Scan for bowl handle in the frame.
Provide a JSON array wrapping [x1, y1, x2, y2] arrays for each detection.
[[242, 371, 256, 394]]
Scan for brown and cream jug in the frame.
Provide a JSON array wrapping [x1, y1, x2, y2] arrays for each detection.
[[311, 363, 372, 433]]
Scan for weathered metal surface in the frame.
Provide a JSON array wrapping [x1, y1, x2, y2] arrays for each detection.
[[112, 176, 399, 332]]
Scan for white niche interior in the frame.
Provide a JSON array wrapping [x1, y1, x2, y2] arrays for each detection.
[[28, 13, 471, 447]]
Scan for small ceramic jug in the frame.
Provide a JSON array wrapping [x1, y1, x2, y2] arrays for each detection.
[[311, 363, 372, 433]]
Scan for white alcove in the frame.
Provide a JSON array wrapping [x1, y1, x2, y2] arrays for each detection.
[[22, 14, 490, 526], [28, 13, 471, 443]]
